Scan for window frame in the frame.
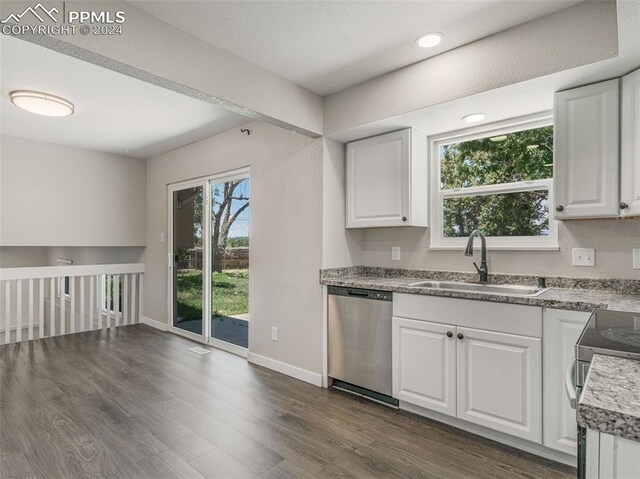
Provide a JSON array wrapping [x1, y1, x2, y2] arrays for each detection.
[[429, 112, 558, 251]]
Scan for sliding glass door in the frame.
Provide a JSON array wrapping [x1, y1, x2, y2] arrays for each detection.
[[170, 183, 206, 339], [210, 177, 250, 350], [168, 169, 250, 354]]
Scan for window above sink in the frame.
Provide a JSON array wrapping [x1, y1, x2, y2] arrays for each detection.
[[429, 113, 559, 251]]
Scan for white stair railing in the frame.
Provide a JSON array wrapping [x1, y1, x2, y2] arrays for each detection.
[[0, 263, 144, 345]]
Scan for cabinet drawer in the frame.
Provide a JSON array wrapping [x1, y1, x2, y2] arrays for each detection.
[[393, 293, 541, 338]]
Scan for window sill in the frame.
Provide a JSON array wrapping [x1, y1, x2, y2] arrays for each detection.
[[428, 244, 560, 252]]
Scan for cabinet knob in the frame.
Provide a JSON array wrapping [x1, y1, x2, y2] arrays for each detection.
[[457, 333, 464, 340], [620, 202, 629, 210], [402, 216, 407, 222], [446, 331, 453, 338], [555, 205, 564, 212]]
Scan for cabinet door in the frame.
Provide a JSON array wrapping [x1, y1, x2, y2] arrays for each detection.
[[456, 327, 542, 443], [554, 79, 620, 219], [543, 309, 590, 456], [598, 432, 640, 478], [346, 130, 410, 228], [621, 68, 640, 217], [392, 317, 456, 417]]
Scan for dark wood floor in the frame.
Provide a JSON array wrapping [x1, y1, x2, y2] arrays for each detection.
[[0, 325, 575, 479]]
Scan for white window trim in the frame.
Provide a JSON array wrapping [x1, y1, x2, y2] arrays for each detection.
[[429, 112, 558, 251]]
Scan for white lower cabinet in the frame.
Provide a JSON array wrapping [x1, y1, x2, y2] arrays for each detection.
[[586, 429, 640, 479], [392, 302, 542, 444], [456, 327, 542, 443], [543, 308, 591, 456], [392, 317, 456, 417]]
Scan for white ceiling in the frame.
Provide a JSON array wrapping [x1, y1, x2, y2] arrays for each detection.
[[131, 0, 582, 96], [0, 35, 249, 159]]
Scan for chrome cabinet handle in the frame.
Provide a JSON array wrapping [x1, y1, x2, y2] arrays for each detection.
[[446, 331, 453, 338], [556, 205, 564, 212], [565, 360, 577, 410], [402, 216, 407, 222], [457, 333, 464, 340], [620, 202, 629, 210]]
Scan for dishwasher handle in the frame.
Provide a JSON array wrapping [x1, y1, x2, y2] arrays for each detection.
[[346, 289, 371, 298]]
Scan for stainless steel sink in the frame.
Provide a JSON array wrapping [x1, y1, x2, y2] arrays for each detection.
[[408, 280, 548, 297]]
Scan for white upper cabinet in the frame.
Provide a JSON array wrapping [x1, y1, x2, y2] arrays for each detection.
[[554, 79, 620, 219], [346, 129, 428, 228], [621, 67, 640, 217]]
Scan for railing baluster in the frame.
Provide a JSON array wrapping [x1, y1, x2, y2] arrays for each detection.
[[98, 275, 103, 330], [80, 276, 85, 333], [138, 274, 143, 324], [89, 275, 95, 331], [107, 275, 112, 329], [50, 277, 55, 337], [16, 280, 22, 343], [5, 281, 10, 344], [123, 274, 129, 326], [28, 279, 34, 340], [131, 274, 137, 325], [114, 275, 120, 328], [59, 277, 65, 336], [39, 278, 44, 338], [70, 277, 75, 334]]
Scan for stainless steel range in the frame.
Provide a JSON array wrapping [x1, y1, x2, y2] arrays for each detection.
[[575, 309, 640, 387], [570, 309, 640, 479]]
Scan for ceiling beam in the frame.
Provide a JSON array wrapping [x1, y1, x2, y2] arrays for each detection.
[[0, 0, 323, 137]]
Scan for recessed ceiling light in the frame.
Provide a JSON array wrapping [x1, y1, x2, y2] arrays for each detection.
[[462, 113, 486, 123], [9, 90, 74, 117], [415, 33, 443, 48]]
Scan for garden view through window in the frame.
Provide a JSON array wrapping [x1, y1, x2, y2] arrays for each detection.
[[436, 122, 554, 246]]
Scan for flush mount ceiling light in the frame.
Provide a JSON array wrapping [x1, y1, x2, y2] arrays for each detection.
[[415, 33, 443, 48], [462, 113, 486, 123], [9, 90, 74, 117]]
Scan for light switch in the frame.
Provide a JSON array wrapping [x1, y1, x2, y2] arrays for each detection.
[[392, 247, 401, 261], [160, 232, 165, 243], [633, 249, 640, 269], [572, 248, 595, 267]]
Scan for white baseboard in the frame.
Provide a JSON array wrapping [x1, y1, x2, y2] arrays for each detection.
[[141, 316, 168, 331], [400, 401, 576, 467], [247, 352, 322, 387]]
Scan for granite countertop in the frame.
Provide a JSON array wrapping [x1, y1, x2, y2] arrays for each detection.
[[320, 267, 640, 313], [577, 355, 640, 442]]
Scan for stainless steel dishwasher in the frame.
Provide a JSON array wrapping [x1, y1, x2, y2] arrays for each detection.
[[328, 286, 396, 405]]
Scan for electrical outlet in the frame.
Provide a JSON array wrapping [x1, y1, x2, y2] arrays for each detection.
[[633, 249, 640, 269], [391, 247, 401, 261], [271, 326, 278, 341], [572, 248, 595, 267]]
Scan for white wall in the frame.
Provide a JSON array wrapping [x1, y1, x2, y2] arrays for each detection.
[[145, 121, 323, 375], [321, 138, 364, 268], [324, 1, 619, 134], [360, 219, 640, 280], [0, 135, 146, 247]]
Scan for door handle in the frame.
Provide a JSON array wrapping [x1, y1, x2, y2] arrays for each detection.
[[565, 360, 577, 410]]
